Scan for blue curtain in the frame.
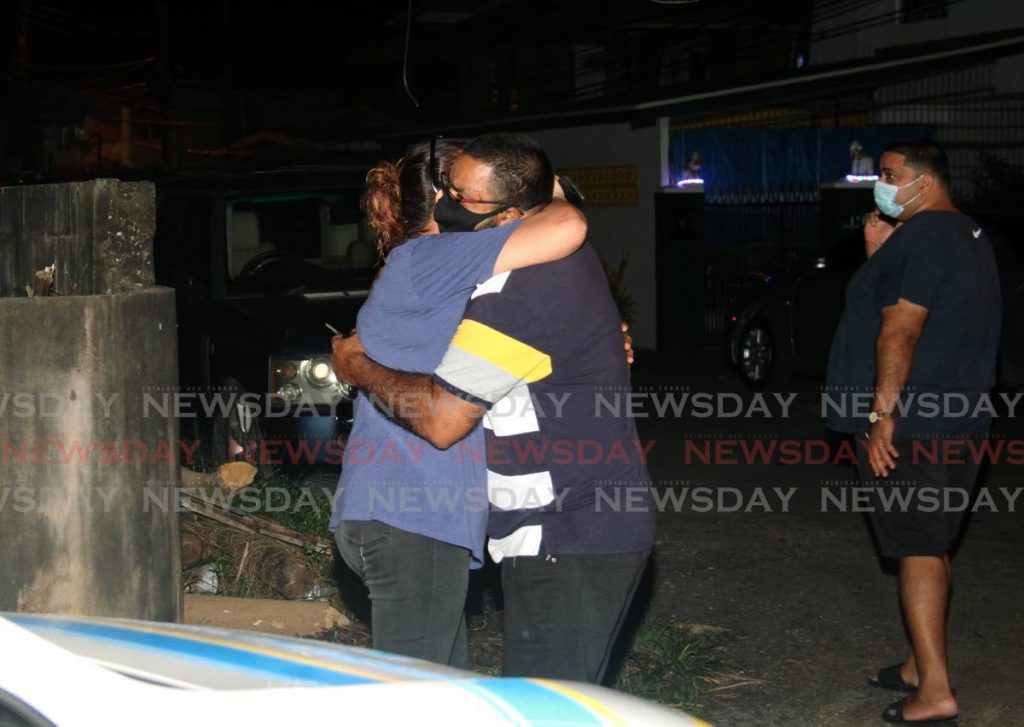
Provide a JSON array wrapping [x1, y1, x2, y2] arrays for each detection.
[[669, 127, 932, 198]]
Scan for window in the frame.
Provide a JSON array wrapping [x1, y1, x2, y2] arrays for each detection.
[[225, 190, 367, 280], [900, 0, 948, 24]]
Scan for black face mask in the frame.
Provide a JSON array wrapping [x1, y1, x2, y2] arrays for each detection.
[[433, 193, 509, 232]]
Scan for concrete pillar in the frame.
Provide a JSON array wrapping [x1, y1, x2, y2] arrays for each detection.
[[0, 181, 180, 621]]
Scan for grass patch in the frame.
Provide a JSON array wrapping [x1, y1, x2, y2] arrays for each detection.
[[318, 623, 372, 650], [614, 621, 725, 715], [316, 611, 726, 718], [244, 471, 335, 537]]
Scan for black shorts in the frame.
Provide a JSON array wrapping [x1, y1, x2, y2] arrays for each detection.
[[855, 434, 983, 558]]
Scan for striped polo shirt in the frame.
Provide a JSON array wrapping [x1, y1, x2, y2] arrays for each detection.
[[432, 245, 655, 562]]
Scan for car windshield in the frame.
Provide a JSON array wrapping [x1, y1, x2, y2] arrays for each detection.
[[225, 190, 374, 288]]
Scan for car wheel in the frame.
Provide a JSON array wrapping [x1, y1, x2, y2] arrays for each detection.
[[738, 321, 775, 387], [210, 377, 275, 481]]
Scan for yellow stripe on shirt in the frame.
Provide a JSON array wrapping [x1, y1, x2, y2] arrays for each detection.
[[450, 319, 552, 384]]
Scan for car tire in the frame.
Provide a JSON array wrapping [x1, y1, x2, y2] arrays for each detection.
[[209, 377, 275, 481], [737, 321, 777, 389]]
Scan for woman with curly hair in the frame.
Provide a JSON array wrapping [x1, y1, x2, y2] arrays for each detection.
[[331, 138, 586, 667]]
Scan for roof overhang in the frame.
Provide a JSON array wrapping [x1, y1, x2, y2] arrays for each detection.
[[380, 28, 1024, 141]]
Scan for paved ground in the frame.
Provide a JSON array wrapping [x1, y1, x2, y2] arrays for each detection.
[[631, 349, 1024, 726]]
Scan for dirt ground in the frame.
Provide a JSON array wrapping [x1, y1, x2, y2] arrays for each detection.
[[630, 350, 1024, 726], [323, 348, 1024, 726], [184, 594, 349, 636]]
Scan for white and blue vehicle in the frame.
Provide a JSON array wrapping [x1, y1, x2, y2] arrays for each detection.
[[0, 614, 708, 727]]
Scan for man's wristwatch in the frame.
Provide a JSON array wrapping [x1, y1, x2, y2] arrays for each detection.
[[867, 410, 894, 424]]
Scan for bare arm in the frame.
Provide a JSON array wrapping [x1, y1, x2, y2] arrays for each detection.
[[331, 335, 484, 450], [875, 298, 927, 411], [492, 197, 586, 274], [868, 298, 928, 476]]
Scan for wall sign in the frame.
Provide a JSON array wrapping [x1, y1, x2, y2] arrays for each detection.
[[557, 165, 638, 206]]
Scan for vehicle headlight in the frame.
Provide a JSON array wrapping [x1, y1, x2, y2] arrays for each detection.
[[276, 383, 302, 401], [306, 357, 334, 388], [275, 361, 298, 380], [270, 356, 352, 401]]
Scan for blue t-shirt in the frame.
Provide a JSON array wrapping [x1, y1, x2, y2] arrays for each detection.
[[330, 223, 519, 568], [825, 210, 1001, 437]]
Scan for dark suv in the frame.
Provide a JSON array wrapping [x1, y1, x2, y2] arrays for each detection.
[[154, 167, 374, 470]]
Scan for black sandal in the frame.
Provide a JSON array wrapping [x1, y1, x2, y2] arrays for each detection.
[[869, 663, 917, 693], [881, 697, 958, 725]]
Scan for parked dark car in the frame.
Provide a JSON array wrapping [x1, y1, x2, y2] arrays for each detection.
[[728, 215, 1024, 389], [154, 167, 375, 470]]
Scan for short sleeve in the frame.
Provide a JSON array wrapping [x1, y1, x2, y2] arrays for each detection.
[[878, 227, 948, 309], [409, 222, 521, 307], [432, 288, 552, 409]]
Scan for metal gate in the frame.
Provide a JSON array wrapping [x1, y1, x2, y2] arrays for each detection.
[[680, 56, 1024, 342], [702, 196, 820, 341]]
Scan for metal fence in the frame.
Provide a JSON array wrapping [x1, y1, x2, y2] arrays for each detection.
[[681, 55, 1024, 341], [702, 198, 820, 341]]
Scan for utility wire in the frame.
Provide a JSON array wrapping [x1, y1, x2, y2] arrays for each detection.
[[402, 0, 420, 108]]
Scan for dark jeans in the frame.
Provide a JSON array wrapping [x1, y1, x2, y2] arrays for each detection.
[[501, 547, 651, 684], [335, 520, 469, 667]]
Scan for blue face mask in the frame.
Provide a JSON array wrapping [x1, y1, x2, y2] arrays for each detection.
[[873, 175, 923, 218]]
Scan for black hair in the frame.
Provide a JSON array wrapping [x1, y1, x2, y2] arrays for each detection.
[[883, 139, 951, 189], [463, 132, 554, 211]]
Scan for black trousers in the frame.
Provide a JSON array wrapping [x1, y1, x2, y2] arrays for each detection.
[[500, 547, 650, 684], [335, 520, 470, 668]]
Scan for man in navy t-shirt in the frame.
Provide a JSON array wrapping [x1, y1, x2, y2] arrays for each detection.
[[825, 140, 999, 725]]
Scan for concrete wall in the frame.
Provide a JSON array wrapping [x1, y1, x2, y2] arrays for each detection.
[[529, 122, 662, 348], [0, 179, 155, 298], [0, 288, 181, 620]]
